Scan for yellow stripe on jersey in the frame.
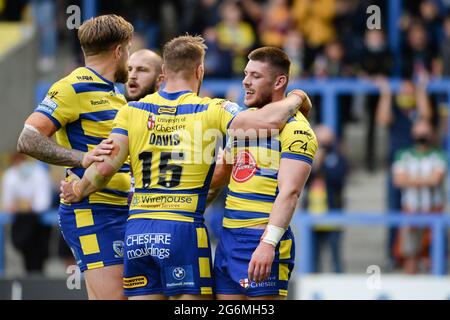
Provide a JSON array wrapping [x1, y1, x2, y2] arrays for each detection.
[[112, 90, 241, 222], [201, 287, 213, 295], [222, 217, 269, 228], [279, 239, 292, 260], [74, 209, 94, 228], [35, 67, 131, 206], [279, 289, 288, 296], [225, 111, 318, 228], [87, 261, 104, 270], [79, 234, 100, 255], [199, 257, 211, 278], [128, 212, 194, 223], [196, 228, 209, 248], [279, 263, 290, 281]]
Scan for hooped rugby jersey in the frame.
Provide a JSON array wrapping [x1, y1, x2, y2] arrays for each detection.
[[112, 90, 241, 223], [35, 67, 131, 206], [224, 111, 318, 228]]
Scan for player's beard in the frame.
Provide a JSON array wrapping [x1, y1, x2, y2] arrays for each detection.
[[247, 89, 273, 109], [115, 62, 129, 84], [125, 80, 157, 102]]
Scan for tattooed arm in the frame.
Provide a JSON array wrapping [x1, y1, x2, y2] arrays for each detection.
[[228, 90, 311, 132], [17, 112, 113, 168]]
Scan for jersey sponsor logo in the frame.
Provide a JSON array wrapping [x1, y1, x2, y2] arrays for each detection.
[[126, 235, 171, 260], [294, 129, 314, 140], [76, 75, 93, 81], [239, 277, 277, 289], [48, 91, 58, 99], [232, 150, 257, 182], [131, 194, 198, 212], [158, 107, 177, 114], [123, 276, 148, 289], [239, 278, 250, 288], [36, 97, 58, 115], [165, 265, 195, 289], [288, 140, 309, 154], [126, 233, 171, 246], [148, 113, 156, 130], [113, 240, 124, 258], [222, 101, 241, 115], [90, 99, 110, 106], [172, 267, 186, 281], [149, 133, 180, 146]]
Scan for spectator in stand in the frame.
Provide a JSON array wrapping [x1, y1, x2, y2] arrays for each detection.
[[311, 40, 353, 138], [360, 29, 393, 172], [304, 125, 348, 273], [258, 0, 292, 48], [375, 78, 433, 270], [392, 119, 446, 274], [283, 30, 305, 78], [402, 21, 437, 78], [419, 0, 443, 57], [291, 0, 336, 71], [1, 153, 53, 274], [215, 0, 256, 76], [203, 27, 234, 78]]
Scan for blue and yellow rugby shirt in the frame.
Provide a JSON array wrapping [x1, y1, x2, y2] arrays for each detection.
[[35, 67, 131, 206], [112, 90, 240, 223], [224, 110, 318, 228]]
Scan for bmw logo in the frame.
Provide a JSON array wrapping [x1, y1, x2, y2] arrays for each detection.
[[173, 267, 186, 281]]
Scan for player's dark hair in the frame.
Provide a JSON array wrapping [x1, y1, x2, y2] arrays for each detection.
[[248, 47, 291, 77]]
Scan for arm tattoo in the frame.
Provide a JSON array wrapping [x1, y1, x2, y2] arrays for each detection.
[[17, 126, 84, 167]]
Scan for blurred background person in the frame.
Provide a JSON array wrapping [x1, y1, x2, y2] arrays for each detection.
[[392, 119, 446, 274], [304, 125, 348, 273], [215, 0, 256, 76], [376, 78, 433, 270], [360, 29, 393, 172], [1, 154, 52, 274]]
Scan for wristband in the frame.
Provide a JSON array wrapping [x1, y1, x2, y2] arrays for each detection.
[[262, 224, 286, 247]]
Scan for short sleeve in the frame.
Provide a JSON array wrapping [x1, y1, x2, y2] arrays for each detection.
[[205, 99, 243, 135], [34, 81, 79, 129], [280, 120, 318, 165], [111, 105, 130, 136]]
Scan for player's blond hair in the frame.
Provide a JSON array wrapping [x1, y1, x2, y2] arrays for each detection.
[[78, 14, 134, 56], [163, 35, 207, 79]]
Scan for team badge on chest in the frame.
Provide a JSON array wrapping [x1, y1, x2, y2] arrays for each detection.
[[147, 113, 156, 130]]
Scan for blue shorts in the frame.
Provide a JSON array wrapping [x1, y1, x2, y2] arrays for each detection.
[[123, 218, 214, 297], [58, 203, 128, 272], [214, 226, 295, 297]]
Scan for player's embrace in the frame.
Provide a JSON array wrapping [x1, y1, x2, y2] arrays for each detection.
[[17, 15, 133, 300], [60, 35, 311, 300]]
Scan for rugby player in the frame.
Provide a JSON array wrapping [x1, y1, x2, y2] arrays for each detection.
[[60, 35, 311, 300], [17, 15, 133, 300], [211, 47, 317, 300], [125, 49, 163, 102]]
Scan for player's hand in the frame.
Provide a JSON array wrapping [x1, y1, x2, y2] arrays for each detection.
[[60, 170, 83, 203], [248, 241, 275, 283], [81, 138, 114, 168], [288, 89, 312, 118]]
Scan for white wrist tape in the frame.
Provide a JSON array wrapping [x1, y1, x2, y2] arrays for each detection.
[[262, 224, 286, 247]]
